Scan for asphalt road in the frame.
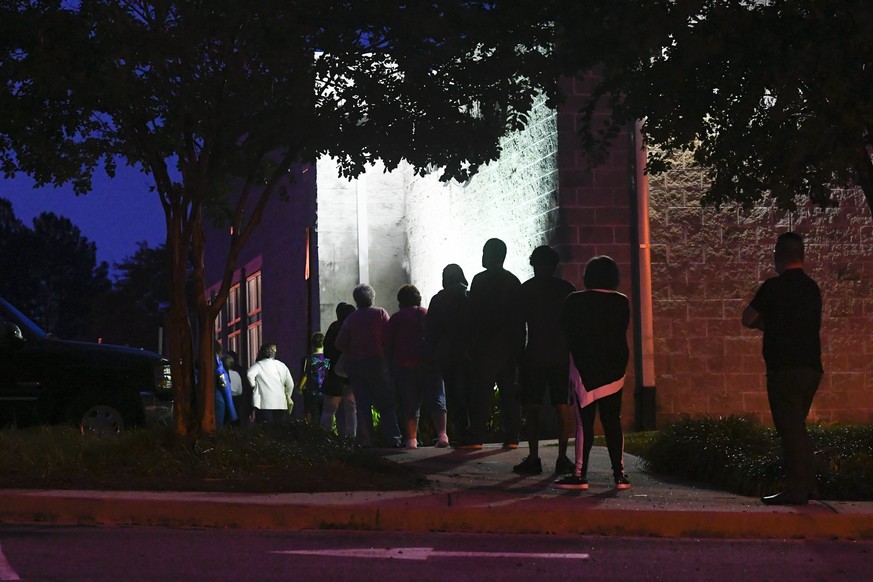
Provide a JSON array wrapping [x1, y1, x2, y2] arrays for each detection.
[[1, 525, 872, 581]]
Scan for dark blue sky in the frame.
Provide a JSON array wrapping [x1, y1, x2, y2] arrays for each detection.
[[1, 165, 166, 274]]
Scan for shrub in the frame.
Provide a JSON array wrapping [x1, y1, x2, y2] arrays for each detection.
[[638, 416, 873, 500]]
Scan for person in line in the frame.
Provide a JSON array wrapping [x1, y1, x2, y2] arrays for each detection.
[[555, 256, 631, 491], [335, 284, 403, 447], [385, 284, 449, 449], [214, 341, 238, 429], [321, 302, 357, 437], [513, 245, 576, 476], [246, 342, 295, 424], [426, 264, 472, 445], [301, 332, 329, 425], [222, 350, 246, 426], [459, 238, 524, 449], [742, 232, 823, 506]]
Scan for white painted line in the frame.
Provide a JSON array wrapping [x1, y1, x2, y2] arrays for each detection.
[[273, 547, 589, 561], [0, 544, 20, 581]]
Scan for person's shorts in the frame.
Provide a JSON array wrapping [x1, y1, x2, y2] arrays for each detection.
[[518, 364, 570, 406], [323, 371, 348, 397]]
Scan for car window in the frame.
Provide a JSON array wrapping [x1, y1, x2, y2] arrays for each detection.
[[0, 297, 47, 340]]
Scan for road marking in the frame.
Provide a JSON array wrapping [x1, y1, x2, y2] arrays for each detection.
[[273, 547, 589, 561], [0, 544, 20, 581]]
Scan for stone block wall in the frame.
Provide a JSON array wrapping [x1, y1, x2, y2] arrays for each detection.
[[403, 93, 559, 305], [315, 159, 409, 331], [649, 150, 873, 425]]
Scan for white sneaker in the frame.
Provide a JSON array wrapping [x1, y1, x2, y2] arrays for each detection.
[[435, 436, 450, 448], [406, 439, 418, 449]]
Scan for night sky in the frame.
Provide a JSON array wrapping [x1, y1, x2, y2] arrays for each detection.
[[1, 165, 166, 275]]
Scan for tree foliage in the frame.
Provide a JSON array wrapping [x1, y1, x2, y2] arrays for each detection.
[[0, 1, 558, 435], [0, 198, 110, 339], [555, 0, 873, 215]]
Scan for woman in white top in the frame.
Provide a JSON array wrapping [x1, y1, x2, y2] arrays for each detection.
[[246, 343, 295, 423]]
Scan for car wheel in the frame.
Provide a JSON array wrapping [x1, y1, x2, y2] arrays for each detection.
[[79, 404, 125, 434]]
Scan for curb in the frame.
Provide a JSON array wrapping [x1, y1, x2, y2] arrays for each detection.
[[0, 490, 871, 540]]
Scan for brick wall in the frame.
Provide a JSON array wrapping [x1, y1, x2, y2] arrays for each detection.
[[554, 75, 639, 430], [649, 150, 873, 425]]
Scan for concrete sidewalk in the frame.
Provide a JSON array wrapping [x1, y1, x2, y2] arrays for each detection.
[[0, 443, 871, 539]]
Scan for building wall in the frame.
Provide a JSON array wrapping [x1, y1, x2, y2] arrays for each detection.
[[315, 159, 409, 330], [403, 93, 559, 306], [553, 75, 640, 430], [649, 150, 873, 425], [205, 166, 318, 373]]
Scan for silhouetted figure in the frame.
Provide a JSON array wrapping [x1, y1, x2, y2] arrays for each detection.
[[555, 256, 630, 491], [426, 264, 472, 445], [335, 284, 403, 447], [321, 302, 357, 437], [385, 284, 449, 448], [459, 238, 523, 449], [513, 245, 576, 476], [743, 232, 822, 506]]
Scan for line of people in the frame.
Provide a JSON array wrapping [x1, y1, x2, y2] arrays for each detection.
[[297, 238, 631, 490]]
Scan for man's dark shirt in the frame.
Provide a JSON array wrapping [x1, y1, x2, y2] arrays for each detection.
[[749, 268, 823, 373], [520, 275, 576, 367], [468, 267, 524, 356]]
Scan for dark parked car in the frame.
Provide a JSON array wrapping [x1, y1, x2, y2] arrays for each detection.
[[0, 296, 173, 432]]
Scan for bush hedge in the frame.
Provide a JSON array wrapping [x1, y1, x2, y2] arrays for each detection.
[[636, 415, 873, 501]]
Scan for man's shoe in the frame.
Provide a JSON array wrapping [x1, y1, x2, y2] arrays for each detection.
[[555, 455, 574, 475], [761, 491, 808, 506], [553, 475, 589, 491], [435, 436, 450, 448], [513, 456, 543, 475], [614, 473, 631, 490]]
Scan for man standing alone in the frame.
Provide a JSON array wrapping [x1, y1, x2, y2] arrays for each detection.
[[742, 232, 823, 506]]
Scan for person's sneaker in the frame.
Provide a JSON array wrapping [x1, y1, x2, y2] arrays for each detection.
[[406, 439, 418, 449], [553, 475, 589, 490], [435, 435, 450, 448], [502, 441, 519, 450], [455, 441, 483, 450], [512, 456, 543, 475], [554, 455, 574, 475], [614, 473, 631, 490]]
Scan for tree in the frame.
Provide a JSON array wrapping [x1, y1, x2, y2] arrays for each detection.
[[0, 1, 558, 435], [554, 0, 873, 215], [90, 242, 169, 352], [0, 199, 110, 338], [25, 212, 111, 338]]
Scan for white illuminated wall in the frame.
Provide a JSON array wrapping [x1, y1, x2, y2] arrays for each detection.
[[316, 95, 558, 329]]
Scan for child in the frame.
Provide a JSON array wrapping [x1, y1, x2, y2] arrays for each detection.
[[302, 332, 329, 424]]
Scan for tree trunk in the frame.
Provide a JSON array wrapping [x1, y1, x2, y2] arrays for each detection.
[[166, 222, 194, 437]]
